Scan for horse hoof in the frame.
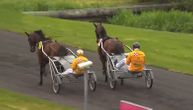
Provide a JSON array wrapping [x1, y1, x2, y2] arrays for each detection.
[[105, 78, 108, 82], [43, 73, 47, 77], [103, 72, 107, 76], [39, 82, 43, 86], [105, 76, 108, 82]]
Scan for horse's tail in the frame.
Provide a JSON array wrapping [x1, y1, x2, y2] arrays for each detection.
[[104, 38, 124, 55], [114, 40, 124, 54], [114, 38, 124, 54], [58, 44, 69, 56]]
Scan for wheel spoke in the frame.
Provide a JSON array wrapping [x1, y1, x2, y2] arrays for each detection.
[[50, 63, 61, 94], [106, 59, 117, 89], [88, 73, 96, 91], [144, 70, 153, 89]]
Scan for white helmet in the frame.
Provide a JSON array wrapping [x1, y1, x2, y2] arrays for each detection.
[[76, 49, 84, 56]]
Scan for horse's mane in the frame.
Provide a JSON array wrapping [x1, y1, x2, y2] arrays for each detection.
[[33, 30, 69, 56], [34, 30, 51, 41], [102, 36, 111, 42], [100, 29, 113, 43], [34, 30, 45, 37], [100, 26, 107, 37]]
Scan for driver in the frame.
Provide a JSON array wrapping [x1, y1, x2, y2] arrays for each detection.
[[116, 42, 145, 74], [62, 49, 88, 76]]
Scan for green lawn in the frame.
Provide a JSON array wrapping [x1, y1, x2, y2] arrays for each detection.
[[0, 5, 193, 74], [0, 89, 74, 110]]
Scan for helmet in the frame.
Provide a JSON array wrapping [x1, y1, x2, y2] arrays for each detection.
[[76, 49, 84, 56], [132, 42, 140, 49]]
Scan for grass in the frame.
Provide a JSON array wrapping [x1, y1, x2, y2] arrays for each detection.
[[0, 5, 193, 75], [0, 89, 74, 110], [0, 0, 134, 11]]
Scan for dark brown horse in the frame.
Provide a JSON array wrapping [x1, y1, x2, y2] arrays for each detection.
[[93, 23, 124, 82], [25, 30, 70, 85]]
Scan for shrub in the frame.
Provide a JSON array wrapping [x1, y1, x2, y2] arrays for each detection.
[[108, 10, 193, 33], [132, 0, 193, 11]]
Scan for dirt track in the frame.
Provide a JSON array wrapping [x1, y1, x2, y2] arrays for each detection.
[[0, 30, 193, 110]]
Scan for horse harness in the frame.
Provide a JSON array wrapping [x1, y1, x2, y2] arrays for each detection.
[[97, 37, 111, 47], [38, 40, 49, 50], [38, 40, 58, 53]]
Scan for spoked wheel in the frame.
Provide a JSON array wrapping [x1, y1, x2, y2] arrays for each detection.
[[52, 73, 61, 94], [50, 62, 61, 94], [88, 72, 97, 92], [106, 59, 117, 90], [144, 69, 153, 89]]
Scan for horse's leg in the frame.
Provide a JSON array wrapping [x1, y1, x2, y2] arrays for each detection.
[[39, 63, 45, 85], [98, 48, 108, 82], [102, 56, 108, 82], [101, 55, 107, 74], [43, 61, 48, 77], [39, 60, 49, 85], [38, 49, 48, 85]]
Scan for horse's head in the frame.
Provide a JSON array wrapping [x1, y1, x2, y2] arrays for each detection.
[[93, 22, 108, 41], [25, 30, 46, 52]]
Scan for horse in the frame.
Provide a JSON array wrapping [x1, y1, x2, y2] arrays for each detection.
[[93, 23, 124, 82], [25, 30, 70, 85]]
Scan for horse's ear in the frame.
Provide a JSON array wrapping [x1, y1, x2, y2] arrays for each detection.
[[93, 22, 97, 28], [25, 32, 30, 37]]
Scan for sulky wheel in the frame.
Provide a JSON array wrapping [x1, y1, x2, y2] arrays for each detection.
[[144, 69, 153, 89], [50, 62, 61, 94], [106, 59, 117, 90], [88, 72, 97, 92], [52, 74, 61, 94]]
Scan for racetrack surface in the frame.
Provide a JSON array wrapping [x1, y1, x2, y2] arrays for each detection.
[[0, 30, 193, 110]]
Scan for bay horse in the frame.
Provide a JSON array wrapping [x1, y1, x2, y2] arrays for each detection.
[[93, 23, 124, 82], [25, 30, 70, 85]]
